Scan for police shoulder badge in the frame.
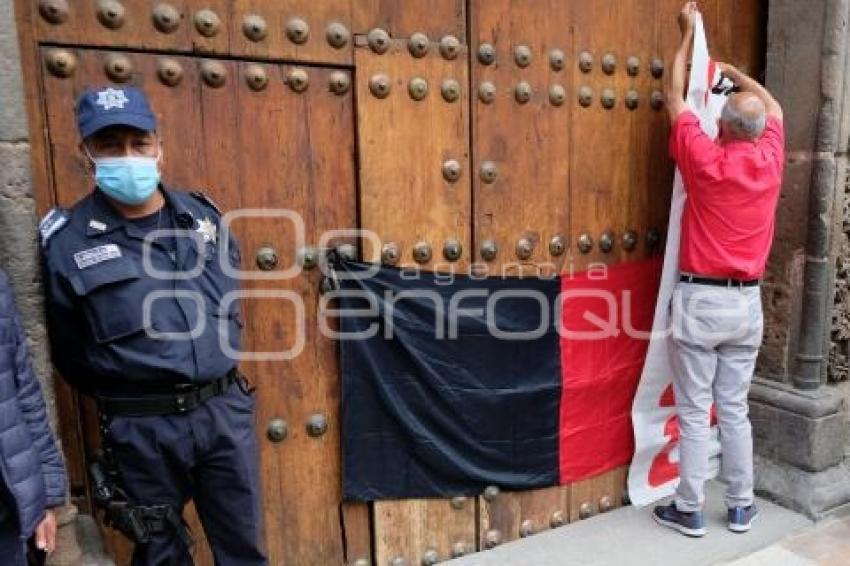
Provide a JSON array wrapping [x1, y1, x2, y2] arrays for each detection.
[[39, 208, 69, 246]]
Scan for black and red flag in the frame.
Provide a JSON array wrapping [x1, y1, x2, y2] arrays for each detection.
[[332, 256, 661, 501]]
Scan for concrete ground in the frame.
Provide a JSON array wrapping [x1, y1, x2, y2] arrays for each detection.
[[75, 514, 114, 565], [728, 512, 850, 566], [448, 481, 813, 566]]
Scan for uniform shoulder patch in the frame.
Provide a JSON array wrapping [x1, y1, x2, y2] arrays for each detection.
[[190, 191, 222, 215], [39, 208, 69, 246]]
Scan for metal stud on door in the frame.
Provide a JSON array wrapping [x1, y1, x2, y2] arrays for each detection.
[[408, 33, 430, 58], [157, 58, 183, 87], [381, 243, 400, 266], [152, 3, 180, 34], [45, 49, 75, 78], [193, 9, 220, 37], [96, 0, 125, 30], [242, 15, 267, 42], [38, 0, 68, 25], [326, 23, 350, 49]]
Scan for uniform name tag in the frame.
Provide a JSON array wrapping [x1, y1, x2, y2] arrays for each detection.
[[74, 244, 122, 270]]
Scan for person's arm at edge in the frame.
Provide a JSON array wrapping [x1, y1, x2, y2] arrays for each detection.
[[6, 272, 65, 555], [719, 62, 783, 122], [666, 2, 697, 123]]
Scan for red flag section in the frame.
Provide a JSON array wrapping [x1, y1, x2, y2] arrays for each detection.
[[559, 258, 663, 483]]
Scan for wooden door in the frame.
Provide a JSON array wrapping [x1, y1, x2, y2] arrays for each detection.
[[15, 1, 764, 564]]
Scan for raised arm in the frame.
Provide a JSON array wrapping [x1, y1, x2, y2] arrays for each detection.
[[717, 63, 783, 121], [666, 2, 698, 123]]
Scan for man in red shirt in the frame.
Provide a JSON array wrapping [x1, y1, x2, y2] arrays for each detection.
[[653, 2, 785, 537]]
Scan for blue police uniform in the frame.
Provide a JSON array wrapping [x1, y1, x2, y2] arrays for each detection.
[[41, 188, 244, 390], [40, 86, 267, 565]]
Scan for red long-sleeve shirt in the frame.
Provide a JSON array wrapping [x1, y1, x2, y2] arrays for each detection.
[[670, 110, 785, 280]]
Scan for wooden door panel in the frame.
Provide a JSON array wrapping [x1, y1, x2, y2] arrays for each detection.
[[471, 0, 573, 272], [342, 503, 372, 565], [469, 0, 574, 549], [655, 0, 766, 76], [567, 466, 629, 522], [39, 48, 362, 566], [355, 39, 471, 268], [479, 486, 570, 548], [375, 499, 476, 565], [569, 0, 660, 268], [355, 37, 476, 565], [30, 0, 354, 65], [227, 59, 359, 566]]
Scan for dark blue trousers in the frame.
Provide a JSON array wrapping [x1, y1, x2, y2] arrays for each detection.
[[0, 483, 23, 566], [0, 518, 23, 566], [105, 382, 267, 566]]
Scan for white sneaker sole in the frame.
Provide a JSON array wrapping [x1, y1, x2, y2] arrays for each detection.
[[728, 511, 758, 533], [653, 512, 707, 537]]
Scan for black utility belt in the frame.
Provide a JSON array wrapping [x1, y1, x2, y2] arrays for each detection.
[[679, 274, 761, 288], [97, 370, 238, 417]]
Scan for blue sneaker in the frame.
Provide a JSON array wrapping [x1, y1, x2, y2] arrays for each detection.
[[652, 503, 707, 537], [728, 505, 758, 533]]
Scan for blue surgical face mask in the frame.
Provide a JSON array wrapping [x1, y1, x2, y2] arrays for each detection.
[[91, 155, 161, 205]]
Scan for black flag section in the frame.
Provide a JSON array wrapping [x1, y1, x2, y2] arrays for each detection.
[[334, 259, 561, 501]]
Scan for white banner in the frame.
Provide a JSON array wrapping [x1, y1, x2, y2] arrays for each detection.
[[627, 13, 734, 506]]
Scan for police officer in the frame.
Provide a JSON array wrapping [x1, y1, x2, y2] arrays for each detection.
[[40, 86, 267, 565]]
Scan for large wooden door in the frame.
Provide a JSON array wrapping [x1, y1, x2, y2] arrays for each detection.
[[15, 1, 764, 564]]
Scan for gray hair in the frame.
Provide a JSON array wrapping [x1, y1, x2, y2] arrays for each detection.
[[721, 99, 766, 139]]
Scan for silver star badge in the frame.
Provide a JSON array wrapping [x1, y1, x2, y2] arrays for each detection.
[[196, 217, 217, 244], [95, 87, 129, 111]]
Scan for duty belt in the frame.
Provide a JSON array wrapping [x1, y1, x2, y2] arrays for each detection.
[[97, 369, 238, 417], [680, 273, 761, 288]]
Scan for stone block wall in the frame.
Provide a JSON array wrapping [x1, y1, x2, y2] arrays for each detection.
[[0, 0, 56, 427], [829, 169, 850, 382]]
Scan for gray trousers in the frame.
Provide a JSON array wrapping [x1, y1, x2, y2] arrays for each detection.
[[669, 280, 763, 512]]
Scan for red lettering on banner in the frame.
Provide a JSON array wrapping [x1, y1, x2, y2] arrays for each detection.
[[647, 384, 718, 487], [649, 385, 679, 486]]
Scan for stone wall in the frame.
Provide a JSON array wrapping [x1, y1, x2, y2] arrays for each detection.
[[829, 169, 850, 382], [0, 0, 56, 428], [760, 0, 827, 382], [748, 0, 850, 520]]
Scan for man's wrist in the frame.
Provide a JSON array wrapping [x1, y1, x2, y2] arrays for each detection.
[[724, 67, 742, 81]]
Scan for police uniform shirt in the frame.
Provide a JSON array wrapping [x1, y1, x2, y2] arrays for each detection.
[[40, 187, 242, 392], [126, 206, 177, 261]]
